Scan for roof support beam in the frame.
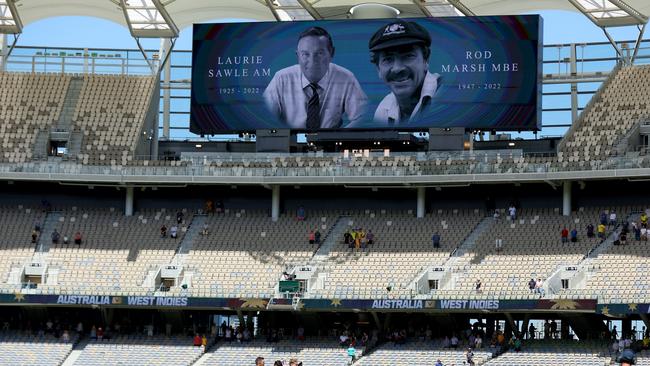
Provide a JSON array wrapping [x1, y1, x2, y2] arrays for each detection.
[[296, 0, 322, 20], [0, 0, 22, 34], [446, 0, 475, 16], [264, 0, 282, 21], [412, 0, 475, 17], [631, 23, 646, 63]]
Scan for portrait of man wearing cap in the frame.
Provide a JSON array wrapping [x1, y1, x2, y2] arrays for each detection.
[[263, 26, 368, 130], [366, 20, 441, 126]]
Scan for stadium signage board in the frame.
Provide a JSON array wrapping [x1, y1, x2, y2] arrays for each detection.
[[3, 294, 597, 312], [191, 15, 542, 133]]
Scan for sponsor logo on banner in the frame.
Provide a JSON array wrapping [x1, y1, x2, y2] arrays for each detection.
[[439, 300, 500, 310]]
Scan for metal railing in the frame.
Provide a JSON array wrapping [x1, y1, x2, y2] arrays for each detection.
[[1, 153, 650, 178]]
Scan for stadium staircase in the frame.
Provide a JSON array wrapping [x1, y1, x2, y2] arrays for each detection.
[[56, 76, 83, 132], [34, 211, 62, 255], [57, 76, 84, 158], [408, 216, 494, 296], [173, 214, 207, 261], [309, 215, 349, 265], [141, 214, 205, 293], [60, 347, 83, 366], [546, 211, 641, 297], [32, 130, 49, 160]]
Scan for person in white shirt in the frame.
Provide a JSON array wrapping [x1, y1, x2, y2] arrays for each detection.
[[508, 205, 517, 222], [609, 210, 617, 228]]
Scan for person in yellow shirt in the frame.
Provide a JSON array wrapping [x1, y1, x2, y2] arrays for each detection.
[[597, 223, 606, 240]]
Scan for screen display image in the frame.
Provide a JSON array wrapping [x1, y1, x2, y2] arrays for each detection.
[[190, 15, 542, 133]]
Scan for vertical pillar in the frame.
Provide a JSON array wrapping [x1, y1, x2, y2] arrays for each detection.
[[0, 34, 4, 71], [416, 187, 425, 218], [570, 44, 579, 123], [271, 185, 280, 222], [83, 48, 89, 74], [160, 38, 172, 139], [562, 181, 571, 216], [622, 318, 632, 340], [125, 186, 134, 216]]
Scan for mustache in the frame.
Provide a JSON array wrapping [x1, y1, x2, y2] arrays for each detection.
[[387, 71, 412, 82]]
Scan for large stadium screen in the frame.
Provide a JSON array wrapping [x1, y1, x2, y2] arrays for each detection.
[[190, 15, 542, 133]]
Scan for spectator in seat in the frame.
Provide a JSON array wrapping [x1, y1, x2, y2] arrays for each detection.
[[215, 200, 224, 214], [475, 278, 482, 293], [514, 337, 522, 352], [314, 229, 321, 245], [176, 210, 184, 224], [170, 225, 178, 239], [633, 222, 641, 241], [160, 225, 167, 238], [642, 212, 648, 228], [63, 236, 69, 245], [343, 229, 352, 246], [617, 349, 636, 366], [205, 200, 214, 214], [587, 223, 595, 238], [347, 344, 357, 363], [31, 230, 38, 244], [536, 278, 545, 296], [600, 211, 608, 226], [450, 334, 459, 348], [570, 227, 578, 243], [193, 333, 202, 347], [366, 230, 374, 245], [613, 231, 621, 246], [90, 325, 97, 340], [74, 232, 82, 246], [201, 334, 208, 350], [62, 330, 70, 343], [561, 227, 569, 243], [201, 223, 209, 236], [296, 206, 305, 221], [255, 357, 265, 366], [339, 332, 349, 346], [495, 238, 503, 252], [288, 359, 300, 366], [308, 230, 315, 245], [528, 278, 536, 293], [354, 229, 362, 250], [273, 361, 282, 366], [466, 347, 475, 365], [598, 223, 607, 241], [432, 232, 440, 249], [508, 204, 516, 222], [435, 360, 443, 366], [51, 229, 60, 244], [620, 231, 627, 245], [97, 327, 104, 341], [475, 335, 483, 349], [609, 210, 617, 228], [493, 209, 500, 220]]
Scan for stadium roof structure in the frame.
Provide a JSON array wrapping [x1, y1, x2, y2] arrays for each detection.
[[7, 0, 648, 68], [7, 0, 650, 28]]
